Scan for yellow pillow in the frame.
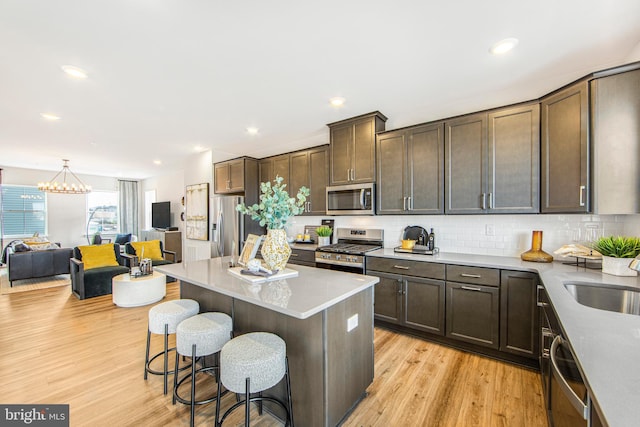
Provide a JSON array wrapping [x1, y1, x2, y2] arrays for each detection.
[[79, 244, 119, 270], [130, 240, 163, 261]]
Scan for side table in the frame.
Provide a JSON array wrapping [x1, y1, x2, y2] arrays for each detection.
[[112, 271, 166, 307]]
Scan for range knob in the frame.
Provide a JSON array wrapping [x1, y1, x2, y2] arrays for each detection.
[[336, 255, 342, 261]]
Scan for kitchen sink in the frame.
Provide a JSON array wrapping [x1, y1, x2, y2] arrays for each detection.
[[564, 282, 640, 315]]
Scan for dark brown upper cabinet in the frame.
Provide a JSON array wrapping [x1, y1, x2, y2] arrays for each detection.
[[328, 111, 387, 185], [376, 122, 444, 214], [290, 146, 329, 215], [445, 102, 540, 214], [259, 154, 290, 188], [214, 158, 258, 194], [540, 81, 589, 213]]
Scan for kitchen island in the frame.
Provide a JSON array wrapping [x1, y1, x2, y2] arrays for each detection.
[[156, 259, 379, 427]]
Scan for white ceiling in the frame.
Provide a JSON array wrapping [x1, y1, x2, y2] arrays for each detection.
[[2, 0, 640, 180]]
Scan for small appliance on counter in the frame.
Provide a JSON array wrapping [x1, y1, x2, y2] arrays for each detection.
[[394, 225, 438, 255]]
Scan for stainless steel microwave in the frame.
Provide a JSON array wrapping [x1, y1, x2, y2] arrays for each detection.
[[326, 183, 375, 215]]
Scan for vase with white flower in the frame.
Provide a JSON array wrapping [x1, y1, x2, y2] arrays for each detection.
[[236, 176, 309, 271]]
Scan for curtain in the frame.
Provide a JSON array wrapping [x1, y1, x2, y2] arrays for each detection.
[[118, 180, 138, 236]]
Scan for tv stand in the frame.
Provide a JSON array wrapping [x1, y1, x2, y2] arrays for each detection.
[[140, 229, 182, 262]]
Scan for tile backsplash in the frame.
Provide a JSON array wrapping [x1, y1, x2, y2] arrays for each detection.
[[288, 214, 639, 258]]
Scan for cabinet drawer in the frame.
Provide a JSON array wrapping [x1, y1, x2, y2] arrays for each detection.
[[366, 257, 445, 280], [446, 265, 500, 287], [289, 248, 315, 265]]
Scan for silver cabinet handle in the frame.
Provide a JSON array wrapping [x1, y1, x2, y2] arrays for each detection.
[[481, 193, 487, 210], [290, 253, 299, 257], [488, 192, 493, 209], [461, 285, 482, 291], [226, 180, 230, 190], [351, 168, 355, 181], [393, 265, 410, 270], [550, 336, 588, 419], [536, 285, 549, 307], [403, 197, 407, 211], [408, 196, 413, 211], [460, 273, 482, 278], [540, 327, 554, 358], [579, 185, 586, 207]]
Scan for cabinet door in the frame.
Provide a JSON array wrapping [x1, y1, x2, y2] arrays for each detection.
[[488, 104, 540, 213], [446, 281, 499, 349], [408, 122, 444, 214], [227, 159, 245, 192], [445, 113, 488, 214], [376, 131, 406, 214], [541, 81, 589, 213], [404, 277, 445, 335], [330, 123, 352, 185], [272, 154, 290, 188], [214, 163, 230, 193], [259, 158, 273, 185], [371, 271, 402, 324], [500, 270, 539, 358], [307, 146, 328, 215], [352, 118, 376, 183], [289, 151, 309, 198]]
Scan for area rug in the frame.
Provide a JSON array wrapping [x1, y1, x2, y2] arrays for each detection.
[[0, 267, 71, 295]]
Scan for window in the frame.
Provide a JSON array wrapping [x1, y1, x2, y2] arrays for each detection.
[[144, 189, 156, 230], [86, 191, 119, 236], [1, 185, 47, 237]]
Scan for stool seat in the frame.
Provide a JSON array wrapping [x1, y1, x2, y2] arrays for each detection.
[[221, 332, 286, 394], [177, 312, 233, 357], [149, 299, 199, 334]]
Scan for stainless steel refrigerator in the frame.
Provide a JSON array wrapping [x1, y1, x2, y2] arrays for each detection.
[[210, 195, 264, 260]]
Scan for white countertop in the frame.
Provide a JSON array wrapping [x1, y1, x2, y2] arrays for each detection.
[[156, 258, 378, 320], [368, 248, 640, 427]]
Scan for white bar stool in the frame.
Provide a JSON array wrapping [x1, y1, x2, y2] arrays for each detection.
[[173, 312, 233, 427], [215, 332, 294, 427], [144, 299, 200, 394]]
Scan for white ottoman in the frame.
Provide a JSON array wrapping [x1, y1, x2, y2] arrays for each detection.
[[112, 271, 166, 307]]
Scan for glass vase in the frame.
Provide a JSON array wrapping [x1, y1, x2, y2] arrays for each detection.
[[521, 230, 553, 263], [261, 229, 291, 272]]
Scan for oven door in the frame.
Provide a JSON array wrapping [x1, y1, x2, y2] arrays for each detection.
[[315, 261, 364, 275], [326, 183, 375, 215]]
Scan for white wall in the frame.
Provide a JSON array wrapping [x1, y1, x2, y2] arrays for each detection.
[[625, 40, 640, 62], [182, 150, 213, 261], [290, 213, 638, 258], [141, 170, 185, 230]]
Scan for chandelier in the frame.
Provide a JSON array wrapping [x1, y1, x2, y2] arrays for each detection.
[[37, 159, 91, 194]]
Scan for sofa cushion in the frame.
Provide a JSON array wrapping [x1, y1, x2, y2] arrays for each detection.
[[83, 265, 130, 298], [130, 240, 163, 261], [115, 233, 132, 245], [78, 244, 119, 270]]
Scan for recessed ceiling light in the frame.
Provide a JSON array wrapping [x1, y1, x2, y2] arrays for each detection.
[[490, 38, 519, 55], [246, 127, 259, 135], [40, 113, 60, 121], [153, 160, 162, 165], [330, 97, 345, 107], [61, 65, 88, 79]]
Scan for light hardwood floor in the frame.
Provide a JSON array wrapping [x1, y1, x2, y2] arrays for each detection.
[[0, 280, 547, 426]]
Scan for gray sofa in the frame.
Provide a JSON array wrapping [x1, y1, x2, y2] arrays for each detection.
[[6, 246, 73, 286]]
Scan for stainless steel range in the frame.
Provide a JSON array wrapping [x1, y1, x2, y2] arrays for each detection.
[[315, 228, 383, 273]]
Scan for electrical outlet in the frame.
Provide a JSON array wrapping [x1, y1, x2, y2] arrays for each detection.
[[485, 224, 495, 236], [347, 314, 358, 332]]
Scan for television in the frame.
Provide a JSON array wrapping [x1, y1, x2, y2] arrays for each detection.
[[151, 201, 171, 229]]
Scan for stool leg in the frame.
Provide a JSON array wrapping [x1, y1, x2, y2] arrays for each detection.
[[163, 323, 169, 395], [172, 348, 180, 405], [285, 357, 294, 427], [144, 327, 151, 380], [215, 374, 222, 427], [190, 344, 197, 427], [245, 377, 250, 427]]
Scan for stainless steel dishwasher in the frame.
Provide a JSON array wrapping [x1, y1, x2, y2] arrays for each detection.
[[538, 285, 604, 427]]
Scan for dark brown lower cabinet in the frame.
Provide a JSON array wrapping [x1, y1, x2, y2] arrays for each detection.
[[371, 271, 445, 335], [500, 270, 539, 358], [445, 281, 499, 349]]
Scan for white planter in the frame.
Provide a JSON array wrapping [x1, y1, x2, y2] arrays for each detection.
[[317, 236, 331, 247], [601, 256, 638, 277]]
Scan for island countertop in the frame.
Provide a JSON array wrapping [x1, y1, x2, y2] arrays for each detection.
[[156, 259, 379, 320]]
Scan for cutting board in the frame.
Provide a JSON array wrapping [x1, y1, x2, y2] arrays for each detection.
[[227, 267, 299, 284]]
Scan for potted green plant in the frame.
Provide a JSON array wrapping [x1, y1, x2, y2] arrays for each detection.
[[316, 225, 333, 247], [592, 236, 640, 276], [237, 176, 309, 271]]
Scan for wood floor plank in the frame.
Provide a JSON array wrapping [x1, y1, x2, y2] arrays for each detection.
[[0, 273, 546, 426]]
